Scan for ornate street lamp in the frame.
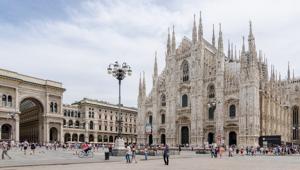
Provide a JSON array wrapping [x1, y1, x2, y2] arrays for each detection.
[[107, 61, 132, 150]]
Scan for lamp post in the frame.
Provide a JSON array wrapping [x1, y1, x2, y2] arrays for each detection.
[[107, 61, 132, 150]]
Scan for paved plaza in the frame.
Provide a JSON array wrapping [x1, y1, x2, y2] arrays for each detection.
[[0, 149, 300, 170]]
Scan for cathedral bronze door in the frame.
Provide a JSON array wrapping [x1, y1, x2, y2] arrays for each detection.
[[229, 131, 237, 146], [148, 134, 153, 145], [181, 126, 189, 145], [161, 134, 166, 145], [208, 133, 214, 144]]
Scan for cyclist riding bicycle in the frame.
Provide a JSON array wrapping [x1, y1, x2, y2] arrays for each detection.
[[82, 142, 91, 154]]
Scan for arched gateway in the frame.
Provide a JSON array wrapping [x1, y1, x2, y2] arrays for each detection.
[[19, 98, 43, 142], [0, 69, 65, 143]]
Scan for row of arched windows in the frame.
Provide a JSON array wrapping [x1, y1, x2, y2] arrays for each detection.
[[157, 94, 189, 109], [63, 119, 136, 132], [1, 94, 13, 107], [208, 104, 236, 121], [50, 102, 58, 113], [147, 112, 165, 125], [64, 110, 81, 118]]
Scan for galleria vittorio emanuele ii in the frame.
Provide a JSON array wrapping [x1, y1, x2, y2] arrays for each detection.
[[137, 13, 300, 148]]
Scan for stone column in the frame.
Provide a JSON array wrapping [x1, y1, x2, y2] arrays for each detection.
[[60, 123, 64, 143], [15, 115, 20, 143], [43, 120, 49, 144], [85, 122, 89, 142]]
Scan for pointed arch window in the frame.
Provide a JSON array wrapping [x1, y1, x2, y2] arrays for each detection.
[[182, 60, 189, 82], [182, 94, 188, 107], [161, 114, 165, 124], [161, 94, 166, 106], [208, 105, 216, 120], [149, 115, 153, 125], [229, 105, 236, 118], [208, 84, 215, 98]]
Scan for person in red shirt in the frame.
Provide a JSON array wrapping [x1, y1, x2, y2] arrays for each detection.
[[82, 142, 90, 153]]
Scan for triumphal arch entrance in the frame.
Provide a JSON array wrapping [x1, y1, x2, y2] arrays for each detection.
[[0, 69, 65, 144]]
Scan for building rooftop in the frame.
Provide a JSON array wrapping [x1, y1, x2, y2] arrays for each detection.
[[0, 68, 63, 88], [72, 98, 137, 112]]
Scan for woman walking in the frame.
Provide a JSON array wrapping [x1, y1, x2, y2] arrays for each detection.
[[163, 144, 169, 165]]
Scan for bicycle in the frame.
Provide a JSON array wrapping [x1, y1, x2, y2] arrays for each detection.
[[78, 149, 94, 158]]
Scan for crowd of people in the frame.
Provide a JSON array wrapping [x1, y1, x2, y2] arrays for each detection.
[[0, 140, 114, 160], [209, 144, 300, 158]]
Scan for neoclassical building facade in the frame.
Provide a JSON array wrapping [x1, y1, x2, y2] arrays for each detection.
[[0, 69, 137, 144], [137, 13, 300, 147], [62, 98, 138, 144]]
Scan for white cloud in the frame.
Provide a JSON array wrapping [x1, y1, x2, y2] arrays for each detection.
[[0, 0, 299, 107]]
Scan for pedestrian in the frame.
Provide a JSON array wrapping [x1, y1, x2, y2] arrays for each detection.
[[108, 144, 112, 155], [163, 144, 169, 165], [23, 140, 29, 155], [210, 146, 215, 158], [178, 145, 181, 155], [1, 141, 12, 160], [30, 143, 36, 155], [228, 146, 233, 157], [131, 145, 137, 163], [144, 146, 148, 160], [125, 145, 132, 163]]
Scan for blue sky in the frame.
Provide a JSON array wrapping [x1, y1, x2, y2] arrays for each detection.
[[0, 0, 299, 107]]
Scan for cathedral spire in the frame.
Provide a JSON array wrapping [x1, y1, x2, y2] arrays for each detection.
[[167, 28, 171, 55], [293, 69, 295, 81], [143, 71, 146, 98], [242, 36, 245, 54], [231, 43, 234, 60], [212, 24, 215, 47], [234, 45, 237, 61], [287, 61, 291, 81], [227, 40, 230, 58], [259, 50, 262, 63], [172, 25, 176, 52], [153, 51, 158, 86], [217, 23, 223, 53], [248, 21, 256, 53], [279, 72, 281, 83], [138, 72, 142, 104], [192, 14, 197, 44], [198, 11, 203, 40]]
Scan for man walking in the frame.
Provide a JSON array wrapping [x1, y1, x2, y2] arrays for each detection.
[[163, 144, 169, 165], [1, 141, 12, 160]]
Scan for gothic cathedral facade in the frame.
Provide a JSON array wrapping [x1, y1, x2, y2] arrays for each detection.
[[137, 13, 299, 147]]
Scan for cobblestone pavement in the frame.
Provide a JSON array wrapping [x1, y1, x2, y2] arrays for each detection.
[[1, 149, 300, 170]]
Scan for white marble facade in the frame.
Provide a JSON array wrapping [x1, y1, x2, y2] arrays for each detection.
[[137, 13, 299, 147]]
